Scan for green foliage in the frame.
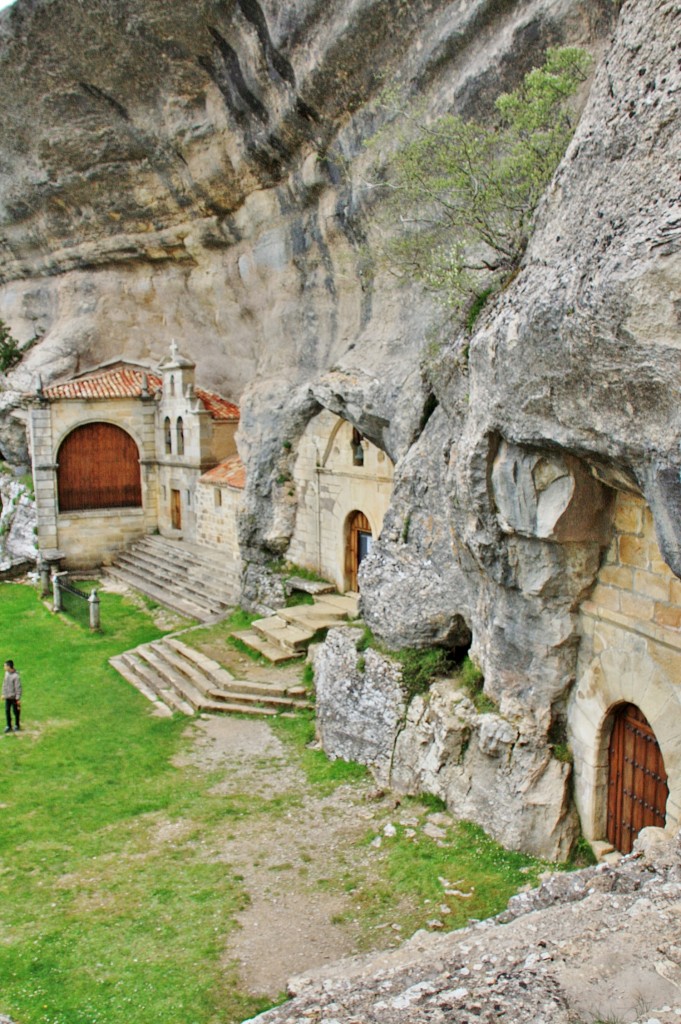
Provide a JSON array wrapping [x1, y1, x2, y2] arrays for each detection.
[[380, 47, 593, 318], [355, 624, 376, 653], [0, 583, 280, 1024], [355, 627, 454, 701], [301, 661, 315, 690], [417, 792, 448, 813], [354, 816, 552, 941], [285, 591, 315, 607], [459, 655, 497, 713], [570, 834, 598, 867], [0, 319, 21, 373], [394, 646, 453, 701], [280, 562, 333, 585], [465, 288, 495, 332], [272, 713, 369, 794]]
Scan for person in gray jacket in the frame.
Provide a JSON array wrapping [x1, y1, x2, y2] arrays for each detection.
[[3, 659, 22, 733]]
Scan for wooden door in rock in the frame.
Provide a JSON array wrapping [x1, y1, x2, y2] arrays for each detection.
[[607, 703, 668, 854], [171, 489, 182, 531], [345, 510, 372, 591]]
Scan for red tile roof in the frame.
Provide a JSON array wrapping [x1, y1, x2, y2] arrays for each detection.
[[200, 454, 246, 490], [42, 365, 239, 421], [43, 367, 162, 400], [195, 388, 239, 422]]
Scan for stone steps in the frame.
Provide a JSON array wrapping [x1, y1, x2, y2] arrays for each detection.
[[231, 630, 301, 664], [106, 535, 239, 622], [125, 535, 240, 600], [106, 564, 216, 622], [114, 546, 235, 609], [234, 591, 360, 663], [110, 636, 312, 718]]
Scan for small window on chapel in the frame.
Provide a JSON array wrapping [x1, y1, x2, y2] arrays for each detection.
[[214, 489, 222, 509], [176, 417, 184, 456], [164, 417, 172, 455], [352, 427, 364, 467]]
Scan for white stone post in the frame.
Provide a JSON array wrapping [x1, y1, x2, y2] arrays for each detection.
[[88, 589, 100, 631], [52, 570, 67, 612]]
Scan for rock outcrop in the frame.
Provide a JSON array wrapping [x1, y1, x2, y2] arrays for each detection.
[[0, 471, 36, 570], [245, 828, 681, 1024], [315, 626, 576, 859]]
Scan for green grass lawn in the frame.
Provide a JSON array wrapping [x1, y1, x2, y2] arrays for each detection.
[[0, 581, 564, 1024], [0, 582, 273, 1024]]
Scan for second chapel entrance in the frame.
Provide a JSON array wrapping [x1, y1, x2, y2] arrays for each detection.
[[345, 510, 372, 591], [606, 703, 668, 854]]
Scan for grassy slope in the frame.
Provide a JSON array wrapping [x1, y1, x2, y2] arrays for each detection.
[[0, 583, 272, 1024], [0, 583, 558, 1024]]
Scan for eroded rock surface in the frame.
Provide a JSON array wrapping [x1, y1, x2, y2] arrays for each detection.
[[315, 626, 576, 859], [245, 829, 681, 1024], [0, 472, 36, 570]]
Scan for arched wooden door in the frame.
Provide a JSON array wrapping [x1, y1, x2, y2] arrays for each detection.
[[345, 510, 372, 592], [607, 703, 668, 854], [57, 423, 142, 511]]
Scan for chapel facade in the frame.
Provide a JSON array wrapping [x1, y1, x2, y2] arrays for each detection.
[[29, 345, 241, 568]]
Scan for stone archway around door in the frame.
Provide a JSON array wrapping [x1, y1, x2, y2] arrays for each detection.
[[606, 702, 669, 854], [569, 637, 681, 853]]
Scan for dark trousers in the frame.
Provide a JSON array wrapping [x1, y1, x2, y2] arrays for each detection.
[[5, 698, 19, 730]]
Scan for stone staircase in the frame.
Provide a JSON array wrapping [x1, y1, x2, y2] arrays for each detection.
[[110, 636, 312, 718], [233, 588, 361, 663], [106, 535, 239, 622]]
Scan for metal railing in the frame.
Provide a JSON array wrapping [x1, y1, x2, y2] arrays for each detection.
[[51, 571, 101, 631]]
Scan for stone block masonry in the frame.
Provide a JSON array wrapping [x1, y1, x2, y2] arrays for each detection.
[[571, 492, 681, 845]]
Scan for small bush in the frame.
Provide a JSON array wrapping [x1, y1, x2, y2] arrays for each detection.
[[570, 835, 597, 867], [465, 288, 494, 332], [0, 320, 21, 373], [552, 743, 573, 764], [301, 662, 315, 690], [395, 647, 453, 701], [459, 655, 497, 713], [355, 625, 376, 653]]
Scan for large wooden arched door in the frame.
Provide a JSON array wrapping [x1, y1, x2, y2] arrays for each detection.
[[57, 423, 142, 511], [345, 510, 372, 592], [607, 703, 668, 854]]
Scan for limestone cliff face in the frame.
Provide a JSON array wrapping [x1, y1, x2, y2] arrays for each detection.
[[0, 0, 609, 458]]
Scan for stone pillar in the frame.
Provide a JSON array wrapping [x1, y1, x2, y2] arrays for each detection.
[[52, 570, 66, 612], [39, 560, 51, 598], [88, 589, 100, 631]]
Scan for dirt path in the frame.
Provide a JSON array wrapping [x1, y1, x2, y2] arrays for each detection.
[[173, 715, 409, 997]]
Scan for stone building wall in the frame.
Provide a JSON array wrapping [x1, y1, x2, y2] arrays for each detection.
[[194, 481, 242, 567], [29, 396, 158, 567], [155, 354, 238, 542], [570, 491, 681, 843], [287, 409, 394, 591]]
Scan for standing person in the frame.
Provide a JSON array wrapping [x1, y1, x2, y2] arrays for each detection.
[[3, 659, 21, 733]]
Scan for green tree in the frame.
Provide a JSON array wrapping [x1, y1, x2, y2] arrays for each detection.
[[379, 47, 593, 322], [0, 319, 21, 373]]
